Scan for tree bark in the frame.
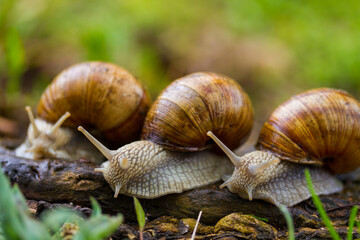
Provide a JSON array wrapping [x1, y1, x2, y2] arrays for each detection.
[[0, 147, 356, 228]]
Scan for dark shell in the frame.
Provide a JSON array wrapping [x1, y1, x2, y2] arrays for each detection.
[[257, 88, 360, 174], [141, 72, 254, 151], [37, 62, 151, 145]]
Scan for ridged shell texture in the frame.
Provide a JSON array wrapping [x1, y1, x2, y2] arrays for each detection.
[[37, 62, 151, 145], [258, 88, 360, 173], [142, 72, 254, 151]]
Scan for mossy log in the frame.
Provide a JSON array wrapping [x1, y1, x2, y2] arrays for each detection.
[[0, 146, 358, 230]]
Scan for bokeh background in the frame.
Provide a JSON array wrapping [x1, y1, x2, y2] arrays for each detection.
[[1, 0, 360, 127]]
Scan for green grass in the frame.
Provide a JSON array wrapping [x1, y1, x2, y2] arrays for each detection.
[[276, 168, 360, 240], [133, 197, 146, 240], [278, 205, 295, 240], [250, 215, 269, 223], [304, 168, 341, 240], [347, 206, 358, 240], [0, 166, 123, 240], [279, 169, 359, 239]]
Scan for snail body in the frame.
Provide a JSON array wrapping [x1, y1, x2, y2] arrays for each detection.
[[15, 62, 151, 161], [77, 132, 233, 198], [79, 72, 254, 198], [208, 88, 360, 206]]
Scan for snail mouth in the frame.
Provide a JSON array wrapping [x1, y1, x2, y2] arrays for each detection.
[[26, 143, 45, 155], [26, 143, 56, 159]]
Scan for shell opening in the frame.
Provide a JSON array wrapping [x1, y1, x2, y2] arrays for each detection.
[[78, 126, 115, 160], [248, 157, 281, 176], [207, 131, 242, 167], [25, 106, 39, 137], [49, 112, 71, 136]]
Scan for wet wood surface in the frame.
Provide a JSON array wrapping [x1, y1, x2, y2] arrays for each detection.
[[1, 146, 359, 239]]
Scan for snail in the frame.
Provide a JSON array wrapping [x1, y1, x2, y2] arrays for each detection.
[[15, 61, 151, 161], [207, 88, 360, 207], [78, 72, 254, 198]]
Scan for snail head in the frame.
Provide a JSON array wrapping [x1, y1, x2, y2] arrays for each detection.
[[207, 131, 280, 201], [25, 106, 72, 159], [78, 126, 131, 198]]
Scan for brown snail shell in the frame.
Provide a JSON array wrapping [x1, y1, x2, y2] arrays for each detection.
[[37, 61, 151, 146], [257, 88, 360, 174], [141, 72, 254, 152]]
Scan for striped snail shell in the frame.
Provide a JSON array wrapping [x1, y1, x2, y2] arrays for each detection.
[[142, 72, 254, 151], [78, 72, 254, 198], [208, 88, 360, 206], [16, 62, 151, 161]]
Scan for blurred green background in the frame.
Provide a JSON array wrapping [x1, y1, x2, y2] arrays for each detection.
[[1, 0, 360, 123]]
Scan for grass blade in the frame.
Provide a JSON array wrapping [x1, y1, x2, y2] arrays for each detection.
[[347, 205, 358, 240], [90, 197, 102, 217], [73, 215, 123, 240], [133, 197, 146, 240], [279, 205, 295, 240], [0, 167, 51, 240], [133, 197, 146, 230], [0, 166, 122, 240], [304, 168, 341, 240]]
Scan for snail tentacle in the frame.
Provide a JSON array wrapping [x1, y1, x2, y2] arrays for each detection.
[[247, 187, 253, 201], [219, 176, 233, 189], [25, 106, 39, 137], [247, 157, 280, 176], [114, 184, 122, 198], [78, 126, 115, 161], [49, 112, 71, 136], [207, 131, 242, 167]]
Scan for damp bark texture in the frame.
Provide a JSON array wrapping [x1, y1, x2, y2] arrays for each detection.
[[0, 146, 358, 230]]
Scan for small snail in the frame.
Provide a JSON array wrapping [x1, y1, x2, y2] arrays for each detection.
[[15, 62, 151, 161], [207, 88, 360, 207], [78, 72, 254, 198]]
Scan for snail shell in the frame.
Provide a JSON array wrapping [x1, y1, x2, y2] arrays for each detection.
[[16, 62, 151, 161], [37, 61, 151, 146], [142, 72, 254, 151], [208, 88, 360, 206], [78, 72, 254, 198], [257, 88, 360, 173]]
